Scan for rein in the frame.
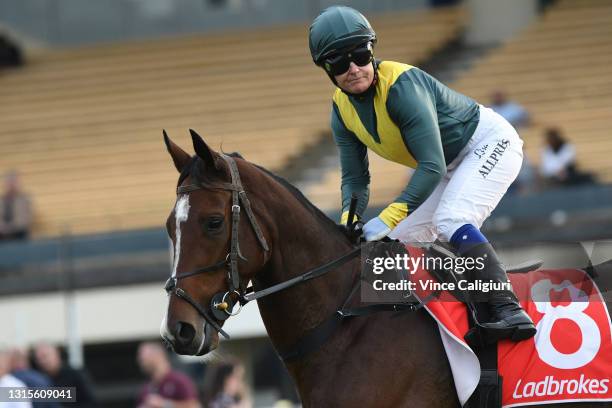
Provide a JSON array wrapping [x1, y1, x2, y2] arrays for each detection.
[[242, 247, 361, 302], [164, 154, 362, 340]]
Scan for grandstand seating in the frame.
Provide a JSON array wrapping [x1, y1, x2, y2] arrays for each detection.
[[302, 0, 612, 213], [453, 0, 612, 183], [0, 7, 463, 236]]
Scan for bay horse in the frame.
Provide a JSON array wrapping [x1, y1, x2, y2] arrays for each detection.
[[160, 129, 609, 408]]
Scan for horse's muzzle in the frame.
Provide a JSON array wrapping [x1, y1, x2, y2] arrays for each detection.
[[165, 321, 216, 356]]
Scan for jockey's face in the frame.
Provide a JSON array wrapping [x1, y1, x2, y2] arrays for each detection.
[[334, 61, 374, 94]]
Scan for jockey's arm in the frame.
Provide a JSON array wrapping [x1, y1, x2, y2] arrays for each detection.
[[331, 102, 371, 224], [379, 79, 447, 228]]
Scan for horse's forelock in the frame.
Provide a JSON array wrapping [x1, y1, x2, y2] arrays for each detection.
[[177, 154, 233, 188]]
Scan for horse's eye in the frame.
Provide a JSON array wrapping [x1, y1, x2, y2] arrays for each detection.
[[205, 217, 224, 232]]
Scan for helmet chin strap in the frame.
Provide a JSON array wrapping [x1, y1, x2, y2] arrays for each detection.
[[330, 59, 379, 98]]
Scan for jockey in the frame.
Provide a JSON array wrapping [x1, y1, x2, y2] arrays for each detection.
[[309, 6, 536, 343]]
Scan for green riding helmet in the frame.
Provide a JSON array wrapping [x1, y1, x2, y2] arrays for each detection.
[[309, 6, 377, 65]]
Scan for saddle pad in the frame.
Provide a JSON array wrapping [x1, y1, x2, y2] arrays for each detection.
[[404, 245, 612, 407]]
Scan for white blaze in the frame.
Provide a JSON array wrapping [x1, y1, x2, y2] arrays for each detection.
[[171, 195, 191, 277], [161, 194, 190, 343]]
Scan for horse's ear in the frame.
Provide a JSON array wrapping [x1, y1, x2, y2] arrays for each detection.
[[189, 129, 220, 170], [163, 130, 191, 173]]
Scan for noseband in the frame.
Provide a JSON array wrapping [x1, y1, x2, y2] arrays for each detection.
[[164, 154, 270, 339]]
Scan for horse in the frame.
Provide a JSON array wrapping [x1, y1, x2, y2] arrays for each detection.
[[160, 129, 610, 408]]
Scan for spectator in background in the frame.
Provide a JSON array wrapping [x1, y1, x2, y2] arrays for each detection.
[[507, 138, 537, 195], [508, 155, 536, 195], [0, 32, 23, 68], [0, 171, 32, 241], [490, 90, 529, 128], [540, 127, 595, 187], [33, 343, 96, 407], [0, 347, 32, 408], [202, 358, 250, 408], [10, 348, 59, 408], [136, 342, 199, 408]]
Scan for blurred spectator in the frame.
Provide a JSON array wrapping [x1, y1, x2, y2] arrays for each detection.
[[10, 348, 59, 408], [0, 171, 32, 241], [0, 347, 32, 408], [540, 128, 595, 187], [202, 358, 251, 408], [33, 343, 96, 407], [508, 154, 536, 195], [490, 90, 529, 128], [136, 342, 199, 408], [0, 32, 23, 68]]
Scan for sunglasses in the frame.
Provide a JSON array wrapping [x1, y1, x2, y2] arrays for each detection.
[[322, 42, 374, 76]]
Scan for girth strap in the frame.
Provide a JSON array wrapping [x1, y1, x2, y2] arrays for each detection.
[[280, 311, 344, 362], [279, 281, 437, 362], [279, 297, 430, 363]]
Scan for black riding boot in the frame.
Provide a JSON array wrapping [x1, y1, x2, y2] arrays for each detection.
[[462, 242, 536, 343]]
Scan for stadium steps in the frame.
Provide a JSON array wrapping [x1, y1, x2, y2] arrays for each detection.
[[0, 6, 465, 237], [419, 37, 496, 84]]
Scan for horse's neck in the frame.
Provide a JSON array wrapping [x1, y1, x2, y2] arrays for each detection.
[[248, 173, 357, 355]]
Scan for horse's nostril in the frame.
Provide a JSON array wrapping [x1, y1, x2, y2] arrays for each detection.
[[174, 321, 196, 346]]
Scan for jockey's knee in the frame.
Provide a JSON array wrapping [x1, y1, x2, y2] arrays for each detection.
[[433, 215, 469, 242], [388, 224, 436, 243]]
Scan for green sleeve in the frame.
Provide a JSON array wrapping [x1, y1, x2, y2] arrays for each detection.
[[386, 77, 447, 214], [331, 102, 370, 218]]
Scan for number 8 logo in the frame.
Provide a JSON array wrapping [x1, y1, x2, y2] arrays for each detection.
[[531, 279, 601, 369]]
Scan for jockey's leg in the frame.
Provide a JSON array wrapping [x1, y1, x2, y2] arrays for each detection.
[[389, 178, 447, 243], [432, 105, 535, 342]]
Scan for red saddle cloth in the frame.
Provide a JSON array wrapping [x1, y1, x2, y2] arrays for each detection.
[[404, 245, 612, 407]]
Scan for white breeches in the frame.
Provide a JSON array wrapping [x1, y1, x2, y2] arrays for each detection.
[[389, 105, 524, 243]]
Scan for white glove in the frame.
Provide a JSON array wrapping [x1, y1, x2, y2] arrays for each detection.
[[363, 217, 392, 241]]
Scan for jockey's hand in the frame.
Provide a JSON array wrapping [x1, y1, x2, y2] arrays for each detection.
[[363, 203, 409, 241], [363, 217, 392, 241]]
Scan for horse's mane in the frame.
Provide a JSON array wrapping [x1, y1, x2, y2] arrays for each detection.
[[251, 162, 352, 242], [178, 153, 352, 242]]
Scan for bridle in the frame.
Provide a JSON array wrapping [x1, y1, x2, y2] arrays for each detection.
[[164, 154, 270, 339], [164, 154, 361, 340]]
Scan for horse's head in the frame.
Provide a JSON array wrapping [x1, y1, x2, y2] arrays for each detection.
[[160, 129, 270, 355]]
